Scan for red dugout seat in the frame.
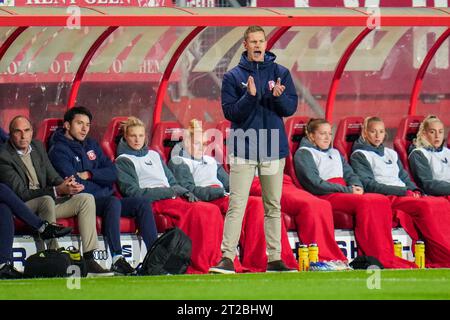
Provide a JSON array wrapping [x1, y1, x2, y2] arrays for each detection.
[[393, 115, 424, 177], [333, 116, 402, 229], [284, 116, 309, 188], [149, 121, 183, 162], [332, 117, 364, 229], [100, 116, 128, 161], [333, 116, 364, 161], [215, 120, 231, 171], [102, 118, 175, 233], [35, 118, 63, 149]]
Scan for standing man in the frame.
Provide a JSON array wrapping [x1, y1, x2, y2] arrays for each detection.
[[0, 116, 112, 277], [210, 26, 298, 273], [48, 106, 158, 276]]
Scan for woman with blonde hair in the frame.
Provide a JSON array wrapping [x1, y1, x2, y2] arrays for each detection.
[[115, 116, 223, 274], [294, 118, 416, 269], [409, 115, 450, 199], [169, 119, 297, 273], [350, 116, 450, 268]]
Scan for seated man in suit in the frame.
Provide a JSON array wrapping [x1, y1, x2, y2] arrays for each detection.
[[0, 116, 113, 277]]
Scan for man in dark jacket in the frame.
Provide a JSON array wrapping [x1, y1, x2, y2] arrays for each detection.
[[210, 26, 298, 274], [0, 127, 8, 145], [0, 116, 112, 277], [48, 106, 158, 276]]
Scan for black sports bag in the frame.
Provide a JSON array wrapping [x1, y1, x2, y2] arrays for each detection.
[[137, 227, 192, 275]]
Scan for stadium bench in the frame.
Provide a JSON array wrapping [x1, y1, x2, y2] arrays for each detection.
[[393, 115, 424, 178], [284, 116, 309, 188]]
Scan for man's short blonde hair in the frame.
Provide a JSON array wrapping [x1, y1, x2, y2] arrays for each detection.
[[244, 26, 266, 41]]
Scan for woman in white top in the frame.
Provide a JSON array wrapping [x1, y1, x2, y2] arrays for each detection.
[[409, 115, 450, 199], [351, 116, 450, 268], [115, 117, 223, 274], [294, 118, 416, 269]]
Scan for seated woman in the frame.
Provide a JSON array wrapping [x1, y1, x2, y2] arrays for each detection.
[[168, 119, 297, 273], [409, 115, 450, 200], [115, 117, 223, 274], [350, 116, 450, 268], [294, 118, 416, 269]]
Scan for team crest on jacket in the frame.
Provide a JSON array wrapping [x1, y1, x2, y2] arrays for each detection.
[[268, 80, 275, 91], [87, 150, 96, 161]]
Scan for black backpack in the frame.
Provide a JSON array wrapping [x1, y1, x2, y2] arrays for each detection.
[[349, 256, 384, 270], [24, 247, 87, 278], [137, 227, 192, 275]]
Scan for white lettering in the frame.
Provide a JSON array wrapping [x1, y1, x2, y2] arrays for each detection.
[[50, 60, 61, 74], [7, 62, 18, 75], [366, 266, 381, 290], [112, 59, 123, 73], [66, 265, 81, 290], [66, 6, 81, 30], [64, 60, 71, 73]]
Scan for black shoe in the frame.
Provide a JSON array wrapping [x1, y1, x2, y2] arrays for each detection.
[[0, 262, 23, 280], [40, 222, 73, 240], [85, 259, 114, 278], [111, 257, 137, 276], [267, 260, 297, 273], [208, 257, 235, 274]]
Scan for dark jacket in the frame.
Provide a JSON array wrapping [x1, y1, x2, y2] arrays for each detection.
[[293, 138, 362, 195], [409, 144, 450, 196], [48, 128, 115, 198], [222, 51, 298, 161], [350, 137, 418, 196], [0, 140, 64, 202], [168, 143, 229, 202], [115, 139, 189, 202], [0, 128, 8, 145]]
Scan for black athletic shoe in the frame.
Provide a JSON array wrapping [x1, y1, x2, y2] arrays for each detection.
[[85, 259, 114, 278], [40, 222, 72, 240], [0, 262, 23, 280], [208, 257, 235, 274], [111, 257, 137, 276], [266, 260, 297, 273]]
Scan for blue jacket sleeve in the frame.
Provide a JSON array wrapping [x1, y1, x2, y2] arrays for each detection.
[[221, 72, 258, 123], [48, 145, 101, 194], [87, 143, 118, 187]]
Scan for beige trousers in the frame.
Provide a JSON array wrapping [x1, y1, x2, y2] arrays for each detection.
[[221, 157, 285, 262], [26, 193, 98, 253]]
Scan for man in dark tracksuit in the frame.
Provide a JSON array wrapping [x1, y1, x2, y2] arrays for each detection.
[[210, 26, 298, 273], [48, 107, 158, 276]]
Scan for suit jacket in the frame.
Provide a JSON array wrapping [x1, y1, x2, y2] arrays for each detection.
[[0, 140, 64, 202]]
